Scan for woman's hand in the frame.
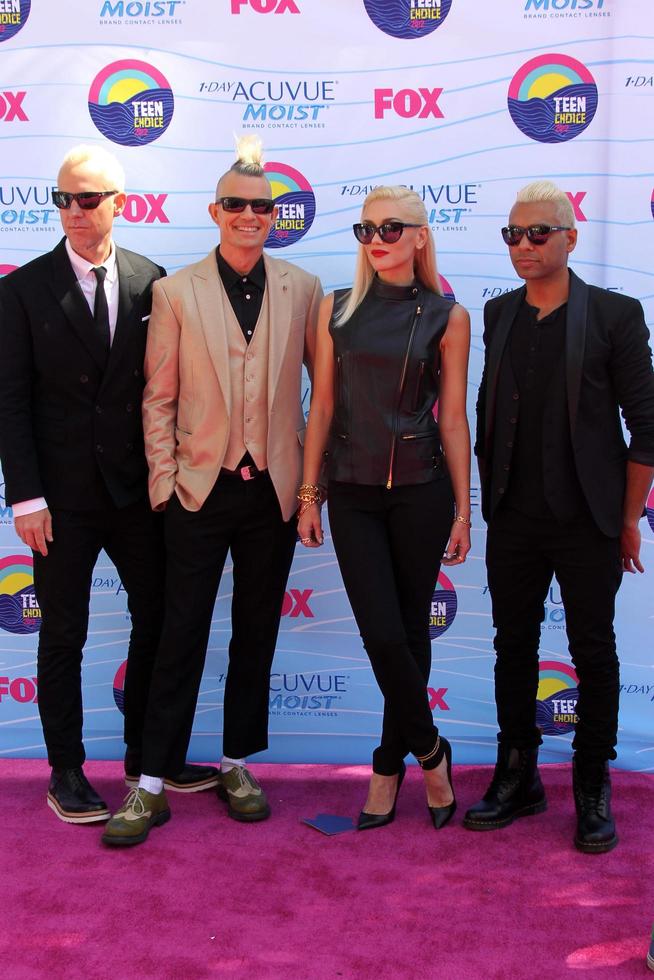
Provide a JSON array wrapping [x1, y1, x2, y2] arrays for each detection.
[[441, 519, 471, 565], [297, 502, 324, 547]]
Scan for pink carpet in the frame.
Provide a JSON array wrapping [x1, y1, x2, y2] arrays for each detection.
[[1, 760, 651, 979]]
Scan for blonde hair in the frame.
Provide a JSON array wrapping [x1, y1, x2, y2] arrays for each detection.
[[215, 134, 271, 198], [335, 185, 441, 325], [515, 180, 575, 227], [58, 144, 125, 192]]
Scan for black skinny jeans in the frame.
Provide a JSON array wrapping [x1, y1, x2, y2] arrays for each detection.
[[486, 505, 623, 763], [328, 476, 454, 775]]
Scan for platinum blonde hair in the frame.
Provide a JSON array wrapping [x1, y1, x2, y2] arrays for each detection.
[[58, 144, 126, 193], [514, 180, 575, 228], [335, 185, 441, 325], [215, 134, 271, 198]]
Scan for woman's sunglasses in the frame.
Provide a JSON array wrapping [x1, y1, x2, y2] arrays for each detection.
[[501, 224, 572, 246], [353, 221, 423, 245], [216, 196, 275, 214], [52, 190, 118, 210]]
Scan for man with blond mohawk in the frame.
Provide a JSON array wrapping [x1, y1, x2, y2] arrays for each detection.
[[464, 180, 654, 852], [103, 136, 322, 845]]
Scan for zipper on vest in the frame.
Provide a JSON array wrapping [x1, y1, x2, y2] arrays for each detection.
[[386, 304, 422, 489]]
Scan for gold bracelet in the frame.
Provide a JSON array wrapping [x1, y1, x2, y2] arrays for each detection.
[[297, 483, 325, 505], [453, 514, 472, 527]]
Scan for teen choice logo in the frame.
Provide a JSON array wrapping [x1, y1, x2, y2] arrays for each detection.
[[0, 0, 30, 42], [88, 59, 174, 147], [508, 54, 597, 144], [0, 554, 41, 634], [0, 264, 18, 276], [113, 659, 127, 715], [536, 661, 579, 736], [646, 486, 654, 534], [264, 161, 315, 248], [439, 273, 455, 301], [429, 570, 457, 639], [364, 0, 452, 39]]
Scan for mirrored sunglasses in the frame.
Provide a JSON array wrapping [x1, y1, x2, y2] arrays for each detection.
[[216, 196, 275, 214], [501, 224, 572, 246], [52, 190, 118, 210], [353, 221, 423, 245]]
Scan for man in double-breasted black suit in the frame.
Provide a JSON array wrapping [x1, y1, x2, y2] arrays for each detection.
[[0, 145, 217, 823], [463, 180, 654, 852]]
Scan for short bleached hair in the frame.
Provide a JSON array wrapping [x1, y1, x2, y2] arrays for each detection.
[[58, 144, 126, 192], [215, 134, 271, 198], [514, 180, 575, 228]]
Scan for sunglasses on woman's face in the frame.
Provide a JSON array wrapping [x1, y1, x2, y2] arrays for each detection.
[[501, 223, 572, 246], [353, 221, 423, 245], [215, 196, 275, 214], [52, 190, 118, 210]]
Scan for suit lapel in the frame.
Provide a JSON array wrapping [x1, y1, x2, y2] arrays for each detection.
[[264, 255, 291, 413], [192, 251, 231, 409], [50, 239, 107, 372], [565, 269, 588, 437], [484, 286, 525, 447]]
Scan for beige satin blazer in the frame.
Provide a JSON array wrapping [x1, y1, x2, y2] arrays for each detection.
[[143, 250, 322, 521]]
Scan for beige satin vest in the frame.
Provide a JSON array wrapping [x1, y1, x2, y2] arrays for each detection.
[[221, 287, 270, 471]]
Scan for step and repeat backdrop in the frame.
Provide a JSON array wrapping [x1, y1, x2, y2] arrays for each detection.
[[0, 0, 652, 769]]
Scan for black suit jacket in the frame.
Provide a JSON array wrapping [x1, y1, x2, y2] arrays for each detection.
[[475, 269, 654, 537], [0, 238, 166, 510]]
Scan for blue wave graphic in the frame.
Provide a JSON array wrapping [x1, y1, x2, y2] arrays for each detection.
[[536, 686, 579, 736], [88, 87, 174, 147], [266, 190, 316, 250], [4, 36, 651, 76], [0, 589, 40, 635], [363, 0, 451, 40], [113, 686, 125, 716], [428, 588, 457, 639], [508, 83, 598, 145]]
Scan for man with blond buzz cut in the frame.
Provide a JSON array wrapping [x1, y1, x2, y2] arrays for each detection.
[[464, 180, 654, 852], [103, 136, 322, 846], [0, 145, 216, 823]]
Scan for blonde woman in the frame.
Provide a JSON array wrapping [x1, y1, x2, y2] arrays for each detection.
[[298, 186, 471, 830]]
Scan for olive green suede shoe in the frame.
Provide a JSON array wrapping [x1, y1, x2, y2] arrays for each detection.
[[217, 766, 271, 822], [102, 787, 171, 847]]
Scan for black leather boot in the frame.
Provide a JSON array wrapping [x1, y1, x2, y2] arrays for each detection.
[[572, 755, 617, 853], [463, 745, 547, 830]]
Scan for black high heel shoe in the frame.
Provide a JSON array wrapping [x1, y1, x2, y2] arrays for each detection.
[[419, 736, 456, 830], [357, 761, 406, 831]]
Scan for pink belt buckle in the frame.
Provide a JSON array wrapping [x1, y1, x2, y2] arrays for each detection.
[[240, 465, 254, 481]]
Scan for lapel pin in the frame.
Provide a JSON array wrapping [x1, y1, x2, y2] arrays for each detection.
[[283, 284, 287, 292]]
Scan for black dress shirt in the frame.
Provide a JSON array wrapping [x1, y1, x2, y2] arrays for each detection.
[[504, 300, 583, 519], [216, 248, 265, 343]]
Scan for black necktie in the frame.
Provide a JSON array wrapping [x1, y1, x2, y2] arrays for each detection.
[[92, 266, 111, 362]]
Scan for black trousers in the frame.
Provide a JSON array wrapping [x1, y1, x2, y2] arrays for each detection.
[[486, 505, 623, 763], [33, 496, 165, 770], [328, 477, 454, 775], [141, 472, 297, 777]]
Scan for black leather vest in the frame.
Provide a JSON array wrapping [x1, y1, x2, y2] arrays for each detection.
[[327, 277, 453, 487]]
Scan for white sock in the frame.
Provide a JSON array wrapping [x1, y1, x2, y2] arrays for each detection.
[[138, 774, 164, 794], [221, 756, 246, 773]]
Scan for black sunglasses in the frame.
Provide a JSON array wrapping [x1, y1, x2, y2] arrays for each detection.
[[501, 224, 572, 246], [353, 221, 423, 245], [216, 196, 275, 215], [52, 190, 118, 210]]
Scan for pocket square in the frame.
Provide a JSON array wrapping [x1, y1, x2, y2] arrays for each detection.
[[141, 314, 150, 322]]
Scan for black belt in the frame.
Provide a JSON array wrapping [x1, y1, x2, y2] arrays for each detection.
[[219, 463, 267, 481]]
